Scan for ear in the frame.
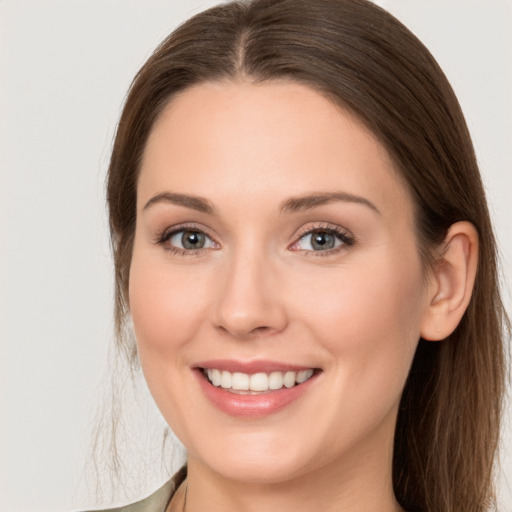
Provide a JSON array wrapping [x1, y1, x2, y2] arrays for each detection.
[[421, 221, 479, 341]]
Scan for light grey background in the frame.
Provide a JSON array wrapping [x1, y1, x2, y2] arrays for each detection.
[[0, 1, 510, 511]]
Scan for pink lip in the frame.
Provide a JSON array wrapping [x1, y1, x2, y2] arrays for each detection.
[[194, 359, 313, 374], [193, 361, 320, 418]]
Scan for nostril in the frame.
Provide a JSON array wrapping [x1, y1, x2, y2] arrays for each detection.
[[251, 326, 273, 334], [216, 323, 282, 339]]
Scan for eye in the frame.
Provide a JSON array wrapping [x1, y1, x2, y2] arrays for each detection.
[[291, 227, 353, 253], [158, 227, 218, 253]]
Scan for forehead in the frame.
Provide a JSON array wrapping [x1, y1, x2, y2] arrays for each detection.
[[138, 80, 413, 221]]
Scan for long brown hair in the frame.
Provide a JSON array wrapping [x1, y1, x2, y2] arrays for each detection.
[[106, 1, 508, 510]]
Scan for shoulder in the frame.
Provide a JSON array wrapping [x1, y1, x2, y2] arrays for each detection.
[[78, 466, 187, 512], [96, 480, 174, 512]]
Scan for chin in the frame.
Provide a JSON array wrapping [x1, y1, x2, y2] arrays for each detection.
[[186, 427, 326, 485], [204, 454, 314, 485]]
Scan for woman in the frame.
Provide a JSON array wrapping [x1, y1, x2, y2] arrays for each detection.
[[93, 0, 508, 510]]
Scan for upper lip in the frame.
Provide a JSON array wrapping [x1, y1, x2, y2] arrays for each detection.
[[194, 359, 319, 374]]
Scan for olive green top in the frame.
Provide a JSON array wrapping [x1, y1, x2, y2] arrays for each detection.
[[82, 466, 187, 512]]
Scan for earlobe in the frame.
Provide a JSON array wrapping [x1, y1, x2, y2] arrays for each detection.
[[420, 221, 479, 341]]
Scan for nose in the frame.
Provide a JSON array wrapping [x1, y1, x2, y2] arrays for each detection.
[[213, 248, 288, 340]]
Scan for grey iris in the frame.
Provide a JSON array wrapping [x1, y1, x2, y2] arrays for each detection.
[[182, 231, 205, 249], [311, 231, 335, 250]]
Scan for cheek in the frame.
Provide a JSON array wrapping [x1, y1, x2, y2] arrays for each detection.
[[128, 246, 215, 437], [128, 247, 211, 362], [294, 249, 426, 390], [285, 251, 427, 455]]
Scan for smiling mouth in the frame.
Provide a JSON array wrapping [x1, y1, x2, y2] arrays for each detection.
[[201, 368, 317, 394]]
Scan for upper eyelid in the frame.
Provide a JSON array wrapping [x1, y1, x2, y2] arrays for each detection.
[[160, 222, 216, 240], [293, 222, 353, 238]]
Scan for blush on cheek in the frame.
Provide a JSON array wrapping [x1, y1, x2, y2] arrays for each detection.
[[129, 266, 174, 362], [309, 254, 424, 377], [129, 255, 213, 359]]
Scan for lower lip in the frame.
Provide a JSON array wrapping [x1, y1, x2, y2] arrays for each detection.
[[194, 369, 319, 417]]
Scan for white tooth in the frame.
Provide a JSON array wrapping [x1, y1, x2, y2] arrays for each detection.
[[249, 372, 269, 391], [283, 371, 296, 388], [211, 369, 221, 386], [296, 369, 314, 384], [268, 371, 284, 390], [206, 369, 213, 381], [220, 370, 232, 389], [232, 372, 250, 390]]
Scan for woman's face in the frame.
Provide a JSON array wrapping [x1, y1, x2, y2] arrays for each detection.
[[130, 81, 433, 484]]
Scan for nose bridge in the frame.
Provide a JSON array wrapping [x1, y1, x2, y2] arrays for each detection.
[[214, 241, 287, 338]]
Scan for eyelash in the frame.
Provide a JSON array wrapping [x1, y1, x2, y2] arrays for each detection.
[[154, 222, 355, 256], [155, 223, 218, 256], [290, 224, 355, 256]]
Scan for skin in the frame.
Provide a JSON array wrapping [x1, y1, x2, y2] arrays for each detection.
[[129, 81, 478, 512]]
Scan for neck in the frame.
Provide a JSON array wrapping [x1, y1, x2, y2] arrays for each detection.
[[181, 413, 402, 512]]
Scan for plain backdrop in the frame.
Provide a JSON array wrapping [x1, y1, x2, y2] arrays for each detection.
[[0, 1, 510, 511]]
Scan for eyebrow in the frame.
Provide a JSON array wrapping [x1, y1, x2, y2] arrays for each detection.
[[142, 190, 379, 216], [280, 192, 380, 215], [142, 192, 214, 214]]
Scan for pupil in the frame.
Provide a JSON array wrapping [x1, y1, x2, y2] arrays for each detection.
[[311, 231, 334, 250], [182, 231, 205, 249]]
